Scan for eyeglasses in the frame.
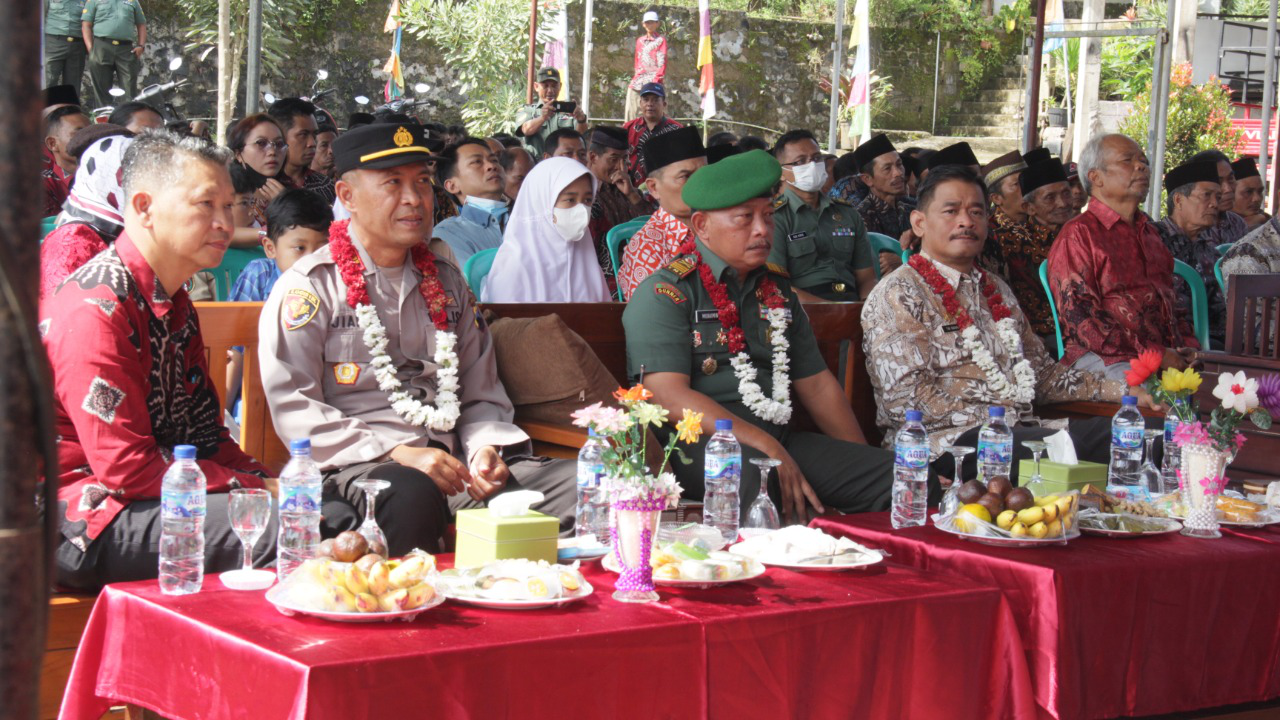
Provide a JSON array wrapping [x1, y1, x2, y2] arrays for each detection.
[[250, 138, 288, 152]]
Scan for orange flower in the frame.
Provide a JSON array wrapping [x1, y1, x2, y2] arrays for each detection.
[[613, 385, 654, 405], [1124, 348, 1164, 387]]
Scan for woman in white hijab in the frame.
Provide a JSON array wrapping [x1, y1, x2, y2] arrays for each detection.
[[482, 157, 611, 302]]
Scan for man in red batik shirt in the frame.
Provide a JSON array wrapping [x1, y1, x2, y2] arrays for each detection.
[[623, 82, 683, 188], [1047, 134, 1198, 381], [625, 11, 667, 122]]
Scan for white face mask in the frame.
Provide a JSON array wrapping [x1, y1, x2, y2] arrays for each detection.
[[551, 203, 590, 242], [789, 160, 829, 193]]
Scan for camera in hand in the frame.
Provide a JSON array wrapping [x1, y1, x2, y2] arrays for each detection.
[[551, 101, 577, 114]]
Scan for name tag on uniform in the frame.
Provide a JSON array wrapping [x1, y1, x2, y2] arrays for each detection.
[[943, 323, 960, 333], [695, 309, 720, 323], [787, 232, 808, 242]]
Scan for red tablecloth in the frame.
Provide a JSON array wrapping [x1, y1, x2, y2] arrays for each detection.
[[812, 513, 1280, 720], [61, 555, 1035, 720]]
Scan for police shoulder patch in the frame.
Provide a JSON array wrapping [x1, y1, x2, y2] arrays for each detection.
[[653, 282, 686, 304], [765, 262, 790, 278], [281, 288, 321, 331], [664, 255, 697, 278]]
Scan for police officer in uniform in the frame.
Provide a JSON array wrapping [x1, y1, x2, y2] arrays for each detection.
[[82, 0, 146, 108], [767, 129, 876, 302], [46, 0, 89, 90], [624, 149, 933, 523], [260, 123, 576, 555], [513, 67, 588, 158]]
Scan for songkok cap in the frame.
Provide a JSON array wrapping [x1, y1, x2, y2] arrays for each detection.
[[333, 123, 437, 176], [707, 144, 743, 164], [537, 67, 561, 83], [1065, 161, 1079, 181], [589, 126, 629, 151], [1164, 160, 1220, 191], [67, 123, 133, 162], [1019, 158, 1068, 197], [851, 133, 897, 172], [643, 126, 705, 173], [643, 10, 659, 22], [983, 150, 1027, 188], [348, 112, 375, 129], [682, 149, 781, 211], [1022, 147, 1052, 166], [1231, 156, 1260, 180], [928, 142, 979, 170], [44, 84, 80, 108], [640, 82, 666, 97]]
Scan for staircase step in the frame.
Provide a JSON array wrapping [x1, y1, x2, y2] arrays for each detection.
[[949, 112, 1022, 129], [944, 125, 1021, 138], [989, 77, 1027, 91], [951, 100, 1025, 116]]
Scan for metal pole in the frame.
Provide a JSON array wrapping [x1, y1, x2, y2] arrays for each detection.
[[526, 0, 539, 104], [1062, 44, 1073, 128], [827, 0, 847, 153], [931, 31, 941, 136], [1146, 0, 1176, 218], [1258, 0, 1277, 213], [1023, 0, 1048, 150], [245, 0, 263, 115], [0, 0, 53, 717], [580, 0, 594, 117]]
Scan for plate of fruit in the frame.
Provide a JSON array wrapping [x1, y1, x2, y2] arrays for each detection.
[[603, 541, 766, 587], [935, 476, 1080, 547], [266, 546, 442, 622], [437, 559, 593, 609]]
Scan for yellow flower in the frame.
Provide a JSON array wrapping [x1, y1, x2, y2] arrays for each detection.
[[1180, 368, 1203, 393], [675, 409, 704, 444], [1160, 367, 1203, 394]]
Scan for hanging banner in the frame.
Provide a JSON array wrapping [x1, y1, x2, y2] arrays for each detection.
[[542, 0, 570, 100], [697, 0, 716, 119], [845, 0, 870, 142], [383, 0, 404, 101]]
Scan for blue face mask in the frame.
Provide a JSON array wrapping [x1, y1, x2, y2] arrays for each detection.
[[466, 196, 510, 217]]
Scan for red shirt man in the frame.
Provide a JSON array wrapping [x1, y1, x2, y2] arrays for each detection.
[[623, 82, 682, 187]]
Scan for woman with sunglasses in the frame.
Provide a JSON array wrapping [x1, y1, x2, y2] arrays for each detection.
[[227, 114, 290, 244]]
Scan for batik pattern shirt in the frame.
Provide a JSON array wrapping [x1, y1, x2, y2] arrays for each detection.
[[855, 193, 915, 241], [618, 207, 692, 300], [42, 233, 268, 549], [630, 35, 668, 88], [283, 168, 338, 205], [1155, 217, 1226, 347], [1047, 202, 1198, 366], [1199, 210, 1248, 246], [980, 209, 1058, 337], [623, 116, 683, 187], [829, 176, 868, 206], [1221, 216, 1280, 285], [43, 148, 70, 217], [589, 181, 654, 281], [862, 255, 1123, 457]]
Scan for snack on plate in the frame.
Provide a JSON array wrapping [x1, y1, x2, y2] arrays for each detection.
[[1078, 513, 1175, 534], [1082, 484, 1167, 518], [440, 559, 586, 601], [1217, 496, 1263, 524], [276, 549, 437, 613], [650, 542, 755, 581], [731, 526, 880, 565]]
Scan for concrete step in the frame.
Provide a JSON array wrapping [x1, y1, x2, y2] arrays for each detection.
[[943, 124, 1021, 138], [951, 100, 1025, 116], [988, 77, 1028, 91], [948, 112, 1022, 129], [973, 89, 1026, 105]]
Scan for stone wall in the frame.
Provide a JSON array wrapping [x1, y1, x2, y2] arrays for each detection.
[[116, 0, 968, 143]]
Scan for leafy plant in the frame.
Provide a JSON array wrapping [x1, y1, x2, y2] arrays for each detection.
[[1119, 62, 1245, 172], [400, 0, 553, 135]]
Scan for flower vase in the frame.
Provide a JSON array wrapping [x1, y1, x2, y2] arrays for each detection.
[[609, 492, 666, 603], [1179, 443, 1229, 539]]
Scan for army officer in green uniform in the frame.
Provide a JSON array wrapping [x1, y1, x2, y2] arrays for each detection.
[[624, 149, 933, 523], [514, 67, 588, 158], [82, 0, 146, 108], [46, 0, 88, 90], [768, 129, 877, 302]]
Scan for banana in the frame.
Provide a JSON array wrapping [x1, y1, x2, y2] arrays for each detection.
[[379, 588, 409, 612], [1042, 502, 1059, 523], [367, 560, 392, 596], [389, 555, 429, 589], [1017, 506, 1045, 525], [330, 585, 357, 612], [355, 592, 380, 613], [344, 564, 370, 596], [1010, 522, 1028, 537], [403, 582, 435, 610], [1029, 521, 1049, 538]]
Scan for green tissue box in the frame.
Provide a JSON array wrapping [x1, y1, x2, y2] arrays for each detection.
[[1017, 459, 1107, 495], [455, 508, 559, 569]]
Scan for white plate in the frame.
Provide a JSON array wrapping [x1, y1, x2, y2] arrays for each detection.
[[220, 568, 276, 591], [442, 579, 593, 610], [265, 583, 446, 622], [726, 543, 884, 572], [1078, 514, 1182, 538], [933, 521, 1080, 547], [601, 552, 767, 587], [556, 539, 609, 562], [1168, 509, 1280, 528]]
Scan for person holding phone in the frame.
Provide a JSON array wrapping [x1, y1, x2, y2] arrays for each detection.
[[514, 67, 589, 158]]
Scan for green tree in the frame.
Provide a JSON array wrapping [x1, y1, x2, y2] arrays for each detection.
[[1120, 63, 1245, 174], [400, 0, 552, 135]]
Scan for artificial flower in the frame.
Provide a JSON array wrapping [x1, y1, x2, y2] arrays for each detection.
[[613, 385, 654, 405], [630, 402, 669, 428], [1212, 370, 1260, 414], [675, 409, 704, 444], [1257, 374, 1280, 417], [570, 402, 606, 428], [592, 406, 632, 434], [1173, 420, 1210, 447], [1159, 367, 1202, 394], [1125, 348, 1163, 387]]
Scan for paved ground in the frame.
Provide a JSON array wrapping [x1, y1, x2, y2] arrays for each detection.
[[878, 133, 1021, 163]]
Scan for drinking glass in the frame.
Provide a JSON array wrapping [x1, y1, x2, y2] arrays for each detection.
[[1021, 440, 1050, 494], [222, 488, 275, 591], [1138, 429, 1164, 499], [941, 445, 974, 515], [355, 478, 391, 556], [743, 458, 782, 536]]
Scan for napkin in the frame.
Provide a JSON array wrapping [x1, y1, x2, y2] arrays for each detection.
[[1045, 429, 1078, 465], [488, 490, 545, 517]]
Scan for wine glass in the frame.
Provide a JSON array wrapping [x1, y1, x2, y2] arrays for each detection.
[[222, 488, 275, 591], [355, 478, 391, 556], [743, 458, 782, 536], [1021, 440, 1050, 494], [1138, 429, 1163, 500], [941, 445, 974, 515]]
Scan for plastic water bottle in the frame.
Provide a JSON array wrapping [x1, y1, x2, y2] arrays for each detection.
[[1108, 395, 1146, 498], [704, 419, 742, 545], [277, 438, 323, 582], [977, 407, 1014, 483], [892, 410, 931, 529], [159, 445, 206, 595], [576, 429, 610, 544], [1160, 399, 1186, 496]]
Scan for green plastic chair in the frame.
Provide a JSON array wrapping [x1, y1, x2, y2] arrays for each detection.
[[606, 219, 647, 300], [463, 247, 499, 300], [204, 246, 267, 301], [1214, 254, 1226, 298], [866, 232, 901, 280], [40, 216, 59, 242], [1173, 258, 1211, 350], [1038, 260, 1066, 358], [1216, 243, 1233, 255], [901, 250, 912, 265]]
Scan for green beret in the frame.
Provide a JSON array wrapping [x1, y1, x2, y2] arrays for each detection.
[[681, 149, 782, 211]]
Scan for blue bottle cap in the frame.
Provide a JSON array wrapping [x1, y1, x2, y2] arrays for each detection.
[[989, 406, 1005, 418], [715, 419, 732, 431], [173, 444, 196, 460], [289, 438, 312, 453], [905, 410, 923, 422], [588, 428, 599, 437], [1121, 395, 1137, 406]]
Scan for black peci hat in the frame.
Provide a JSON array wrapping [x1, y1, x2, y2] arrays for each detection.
[[1164, 160, 1221, 191], [851, 133, 896, 172], [1019, 158, 1069, 197], [642, 126, 706, 173]]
